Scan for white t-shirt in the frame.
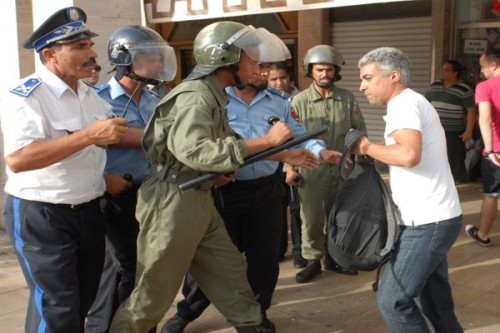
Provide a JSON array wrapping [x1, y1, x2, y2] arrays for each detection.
[[384, 88, 462, 226], [1, 65, 112, 205]]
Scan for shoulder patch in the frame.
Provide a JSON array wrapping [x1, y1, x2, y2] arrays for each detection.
[[267, 87, 290, 100], [10, 78, 41, 97], [96, 83, 110, 93]]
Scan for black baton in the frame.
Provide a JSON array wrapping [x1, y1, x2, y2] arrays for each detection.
[[178, 125, 329, 191]]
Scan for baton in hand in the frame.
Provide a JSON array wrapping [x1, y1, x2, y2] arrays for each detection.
[[178, 125, 329, 191]]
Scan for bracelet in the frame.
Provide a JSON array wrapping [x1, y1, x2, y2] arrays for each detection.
[[486, 151, 494, 156]]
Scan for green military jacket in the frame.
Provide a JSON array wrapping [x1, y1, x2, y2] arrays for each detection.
[[291, 84, 366, 153], [142, 73, 247, 177]]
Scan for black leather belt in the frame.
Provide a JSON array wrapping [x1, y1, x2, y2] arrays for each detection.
[[58, 196, 102, 210], [229, 173, 278, 189]]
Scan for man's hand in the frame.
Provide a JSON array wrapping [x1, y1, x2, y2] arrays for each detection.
[[214, 174, 235, 187], [489, 153, 500, 168], [88, 118, 128, 146], [265, 121, 293, 146], [320, 149, 344, 165], [460, 130, 473, 142], [104, 173, 132, 196], [282, 149, 320, 170], [285, 167, 302, 186], [352, 136, 371, 155]]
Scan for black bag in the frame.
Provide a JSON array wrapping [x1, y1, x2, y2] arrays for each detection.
[[327, 129, 399, 291]]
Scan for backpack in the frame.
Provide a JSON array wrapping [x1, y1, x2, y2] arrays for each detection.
[[327, 129, 399, 291]]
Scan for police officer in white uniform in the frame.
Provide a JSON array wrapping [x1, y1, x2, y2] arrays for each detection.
[[0, 6, 127, 333]]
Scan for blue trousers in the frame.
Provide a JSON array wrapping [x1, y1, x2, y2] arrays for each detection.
[[376, 215, 463, 333]]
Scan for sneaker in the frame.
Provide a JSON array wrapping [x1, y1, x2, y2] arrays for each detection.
[[161, 313, 190, 333], [465, 224, 491, 247]]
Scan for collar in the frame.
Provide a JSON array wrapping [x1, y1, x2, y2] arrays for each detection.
[[38, 65, 91, 99]]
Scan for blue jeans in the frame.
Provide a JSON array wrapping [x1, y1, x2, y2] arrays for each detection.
[[376, 215, 463, 333]]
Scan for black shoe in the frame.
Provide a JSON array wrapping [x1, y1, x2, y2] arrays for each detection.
[[161, 314, 190, 333], [235, 319, 276, 333], [295, 260, 321, 283], [323, 257, 358, 276], [293, 253, 308, 269]]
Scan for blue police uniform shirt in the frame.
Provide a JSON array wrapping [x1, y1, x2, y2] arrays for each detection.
[[98, 78, 160, 183], [226, 86, 325, 180]]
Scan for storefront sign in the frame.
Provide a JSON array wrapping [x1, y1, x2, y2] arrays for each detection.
[[463, 39, 488, 55], [143, 0, 413, 23]]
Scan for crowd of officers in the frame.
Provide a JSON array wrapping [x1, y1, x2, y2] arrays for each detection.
[[3, 4, 498, 333]]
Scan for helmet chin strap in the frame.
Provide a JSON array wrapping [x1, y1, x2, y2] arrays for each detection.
[[114, 66, 167, 87], [227, 64, 246, 90]]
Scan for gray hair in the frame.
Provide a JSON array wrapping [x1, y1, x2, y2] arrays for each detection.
[[358, 47, 412, 87]]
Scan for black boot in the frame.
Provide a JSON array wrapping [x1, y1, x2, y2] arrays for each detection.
[[293, 253, 308, 269], [161, 313, 191, 333], [235, 312, 276, 333], [295, 260, 321, 283], [323, 254, 358, 276]]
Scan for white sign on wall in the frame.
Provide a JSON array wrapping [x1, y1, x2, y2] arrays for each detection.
[[463, 39, 488, 55], [143, 0, 414, 23]]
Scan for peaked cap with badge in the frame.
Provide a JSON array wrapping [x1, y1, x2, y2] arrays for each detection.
[[23, 6, 98, 53]]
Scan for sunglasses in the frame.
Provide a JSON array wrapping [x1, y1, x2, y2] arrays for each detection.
[[93, 65, 102, 72]]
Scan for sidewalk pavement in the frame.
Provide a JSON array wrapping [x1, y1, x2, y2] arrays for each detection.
[[1, 181, 499, 332]]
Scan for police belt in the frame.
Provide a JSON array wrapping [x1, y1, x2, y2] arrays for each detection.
[[57, 196, 102, 210], [228, 172, 279, 189], [153, 165, 213, 191]]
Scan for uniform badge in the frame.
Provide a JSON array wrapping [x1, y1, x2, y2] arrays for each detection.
[[10, 78, 41, 97], [290, 108, 300, 122], [68, 8, 80, 21]]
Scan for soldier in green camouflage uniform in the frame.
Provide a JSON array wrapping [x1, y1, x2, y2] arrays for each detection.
[[110, 21, 319, 333]]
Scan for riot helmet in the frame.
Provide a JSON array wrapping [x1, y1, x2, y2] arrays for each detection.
[[303, 45, 344, 82], [108, 25, 177, 85], [186, 21, 291, 81]]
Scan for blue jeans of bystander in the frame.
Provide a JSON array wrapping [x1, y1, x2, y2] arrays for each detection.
[[376, 215, 463, 333]]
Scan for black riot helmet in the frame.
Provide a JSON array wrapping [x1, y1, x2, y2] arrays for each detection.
[[107, 25, 177, 85]]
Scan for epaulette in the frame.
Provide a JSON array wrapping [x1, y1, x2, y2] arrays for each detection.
[[267, 87, 290, 100], [10, 78, 42, 97], [96, 83, 110, 93]]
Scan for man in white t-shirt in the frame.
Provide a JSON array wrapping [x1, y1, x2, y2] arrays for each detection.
[[353, 47, 463, 332]]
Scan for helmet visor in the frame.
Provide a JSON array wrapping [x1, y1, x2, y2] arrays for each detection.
[[129, 41, 177, 82], [233, 27, 291, 64]]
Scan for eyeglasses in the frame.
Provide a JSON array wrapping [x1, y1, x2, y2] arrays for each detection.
[[93, 65, 102, 72]]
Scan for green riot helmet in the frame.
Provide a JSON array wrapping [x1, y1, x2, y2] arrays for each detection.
[[303, 45, 345, 81], [108, 25, 177, 85], [186, 21, 291, 80]]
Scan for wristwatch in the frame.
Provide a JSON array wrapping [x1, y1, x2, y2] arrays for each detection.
[[486, 151, 494, 156]]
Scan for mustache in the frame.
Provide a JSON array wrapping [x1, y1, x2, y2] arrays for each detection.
[[82, 58, 97, 67]]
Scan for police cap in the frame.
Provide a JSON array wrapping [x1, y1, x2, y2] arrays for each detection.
[[23, 7, 98, 53]]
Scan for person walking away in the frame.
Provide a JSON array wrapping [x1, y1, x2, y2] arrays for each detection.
[[465, 48, 500, 247]]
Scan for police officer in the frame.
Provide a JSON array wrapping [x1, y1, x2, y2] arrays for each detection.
[[109, 21, 319, 333], [85, 25, 177, 333], [288, 45, 367, 283], [162, 61, 330, 333], [0, 7, 127, 332]]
